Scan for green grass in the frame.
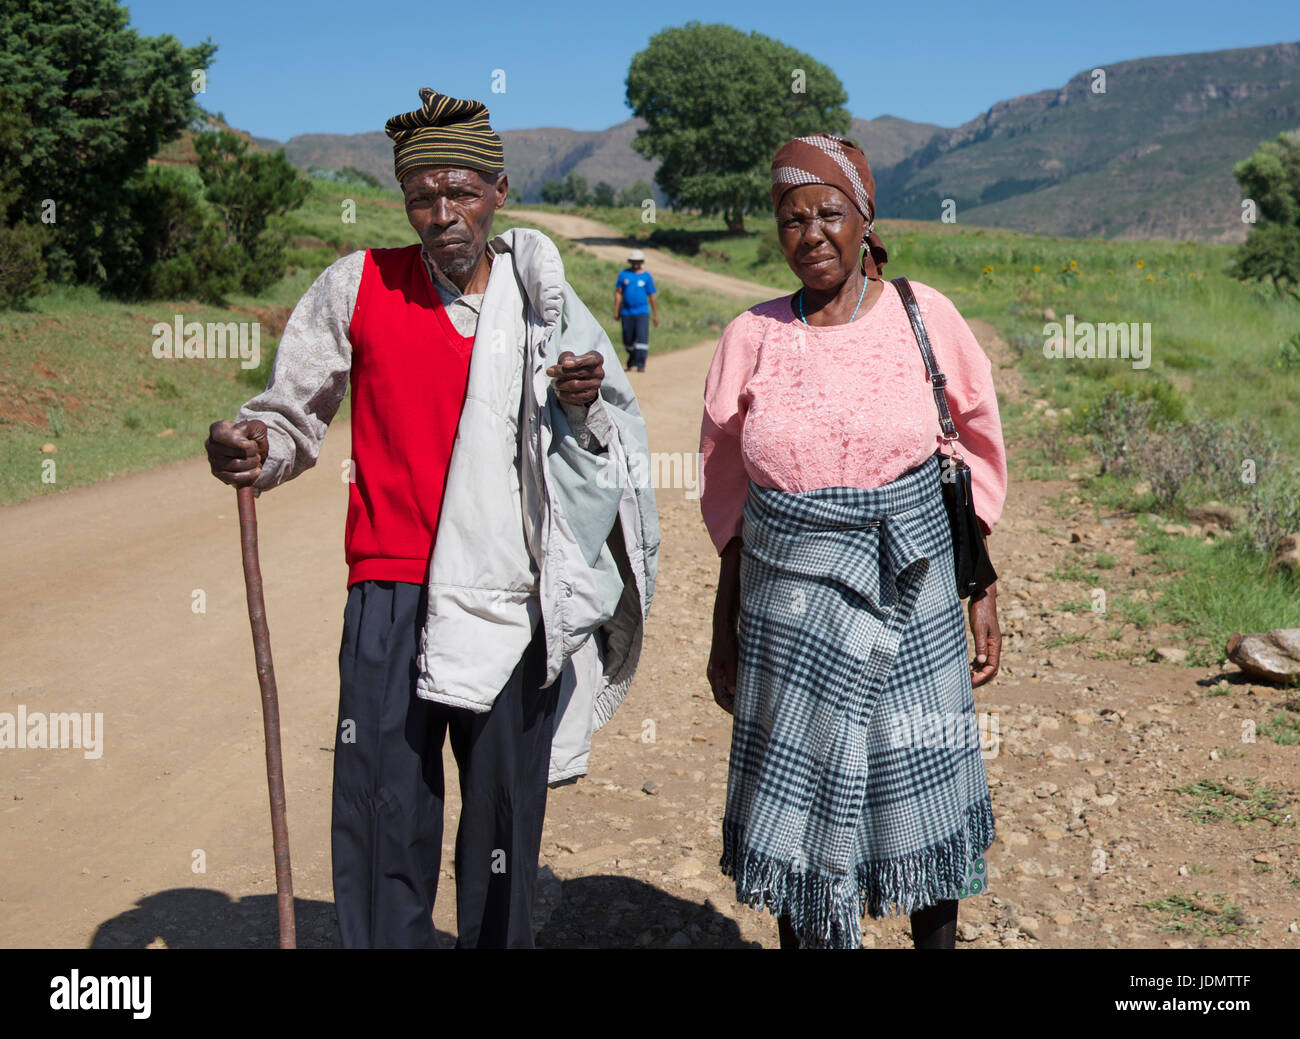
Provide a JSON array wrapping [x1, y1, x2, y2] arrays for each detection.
[[1140, 893, 1250, 937], [1046, 556, 1089, 583], [1134, 529, 1300, 667], [1110, 594, 1155, 631], [1261, 704, 1300, 746], [0, 180, 411, 503], [1173, 777, 1294, 827]]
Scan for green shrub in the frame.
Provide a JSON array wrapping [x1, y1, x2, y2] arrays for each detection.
[[1277, 332, 1300, 371], [755, 224, 784, 269], [195, 130, 309, 295], [616, 179, 655, 207], [1081, 382, 1296, 551], [0, 222, 47, 308], [1244, 465, 1300, 552], [104, 166, 240, 302], [1078, 387, 1160, 476]]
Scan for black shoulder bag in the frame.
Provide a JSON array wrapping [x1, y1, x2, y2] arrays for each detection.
[[891, 276, 998, 599]]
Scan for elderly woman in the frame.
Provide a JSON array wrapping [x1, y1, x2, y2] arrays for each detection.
[[699, 133, 1007, 950]]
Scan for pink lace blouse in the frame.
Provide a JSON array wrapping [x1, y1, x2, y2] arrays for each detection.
[[698, 280, 1008, 555]]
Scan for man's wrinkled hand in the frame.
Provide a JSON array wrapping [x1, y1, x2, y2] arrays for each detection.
[[547, 350, 604, 407], [205, 419, 268, 487]]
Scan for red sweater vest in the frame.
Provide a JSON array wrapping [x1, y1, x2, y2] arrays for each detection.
[[344, 245, 474, 587]]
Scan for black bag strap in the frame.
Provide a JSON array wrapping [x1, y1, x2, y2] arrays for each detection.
[[891, 276, 959, 445]]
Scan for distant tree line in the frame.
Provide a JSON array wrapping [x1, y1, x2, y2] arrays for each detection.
[[0, 0, 311, 309], [538, 172, 654, 208], [309, 166, 385, 189]]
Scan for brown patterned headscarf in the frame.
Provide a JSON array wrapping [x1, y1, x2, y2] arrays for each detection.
[[770, 133, 889, 277]]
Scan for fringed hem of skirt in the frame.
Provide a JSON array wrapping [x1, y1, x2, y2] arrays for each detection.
[[719, 797, 996, 949]]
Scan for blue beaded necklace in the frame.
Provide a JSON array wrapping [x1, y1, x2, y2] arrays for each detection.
[[797, 274, 870, 325]]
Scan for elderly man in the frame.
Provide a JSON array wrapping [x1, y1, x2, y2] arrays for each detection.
[[204, 89, 659, 949]]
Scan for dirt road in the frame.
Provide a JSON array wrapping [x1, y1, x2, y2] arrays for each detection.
[[509, 209, 787, 300], [3, 215, 1295, 949]]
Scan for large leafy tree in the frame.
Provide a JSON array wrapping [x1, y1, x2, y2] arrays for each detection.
[[0, 0, 215, 284], [626, 22, 849, 233], [1233, 130, 1300, 300]]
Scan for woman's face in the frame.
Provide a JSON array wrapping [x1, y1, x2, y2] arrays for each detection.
[[775, 184, 867, 293]]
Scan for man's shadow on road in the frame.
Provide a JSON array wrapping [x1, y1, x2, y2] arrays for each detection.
[[89, 888, 362, 949], [89, 877, 760, 949]]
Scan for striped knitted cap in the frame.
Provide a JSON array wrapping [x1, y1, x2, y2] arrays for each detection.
[[385, 88, 504, 183]]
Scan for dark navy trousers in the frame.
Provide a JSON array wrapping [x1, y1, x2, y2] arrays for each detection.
[[331, 580, 557, 948]]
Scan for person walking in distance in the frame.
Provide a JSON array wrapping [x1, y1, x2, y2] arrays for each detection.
[[614, 249, 658, 372]]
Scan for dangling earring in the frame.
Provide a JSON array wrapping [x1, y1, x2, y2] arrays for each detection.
[[861, 217, 876, 277]]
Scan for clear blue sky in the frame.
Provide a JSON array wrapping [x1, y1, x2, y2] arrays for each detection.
[[125, 0, 1299, 141]]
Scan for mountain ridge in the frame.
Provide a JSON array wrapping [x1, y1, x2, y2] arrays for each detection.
[[248, 39, 1300, 240]]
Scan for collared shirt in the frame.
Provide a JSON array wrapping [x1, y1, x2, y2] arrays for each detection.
[[421, 242, 491, 338], [420, 241, 597, 449]]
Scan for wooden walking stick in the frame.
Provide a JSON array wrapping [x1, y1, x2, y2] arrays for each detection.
[[236, 483, 297, 949]]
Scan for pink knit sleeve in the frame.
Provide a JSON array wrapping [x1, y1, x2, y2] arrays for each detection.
[[914, 284, 1008, 535], [699, 311, 759, 554]]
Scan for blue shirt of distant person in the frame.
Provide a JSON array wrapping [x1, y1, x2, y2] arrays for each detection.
[[614, 249, 658, 372]]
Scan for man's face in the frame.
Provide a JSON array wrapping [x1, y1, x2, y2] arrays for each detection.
[[402, 165, 509, 277], [629, 260, 644, 272]]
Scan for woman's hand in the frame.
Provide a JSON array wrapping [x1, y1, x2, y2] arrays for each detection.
[[707, 627, 739, 715], [707, 536, 744, 714], [968, 581, 1001, 687]]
